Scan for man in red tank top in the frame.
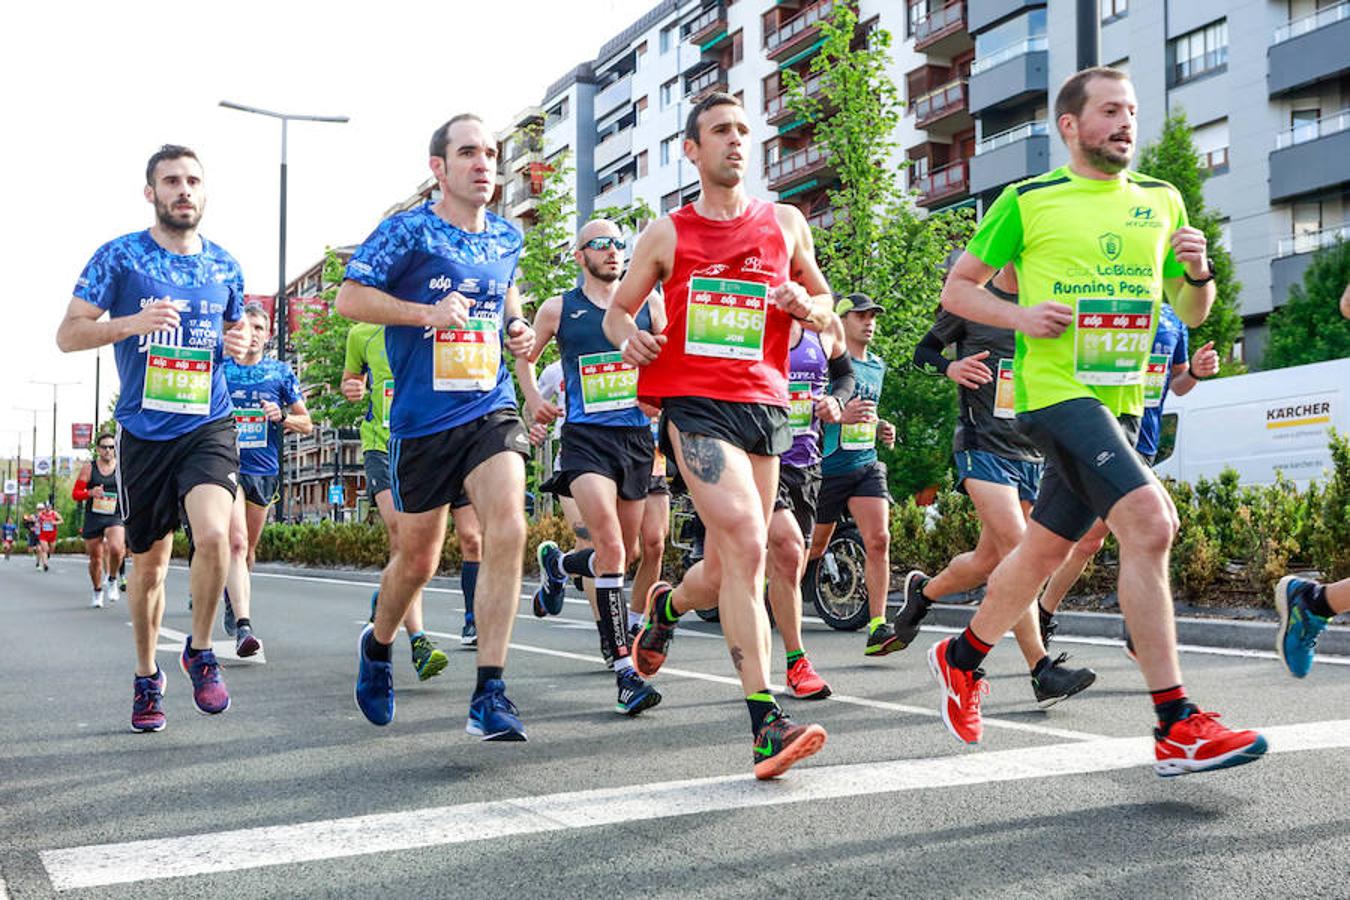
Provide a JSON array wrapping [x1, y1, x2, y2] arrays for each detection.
[[603, 93, 835, 780]]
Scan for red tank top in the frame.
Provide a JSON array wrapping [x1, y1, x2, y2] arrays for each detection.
[[639, 198, 792, 407]]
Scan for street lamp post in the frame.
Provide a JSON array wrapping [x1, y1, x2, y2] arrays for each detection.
[[12, 407, 41, 507], [30, 381, 78, 506], [219, 100, 348, 523]]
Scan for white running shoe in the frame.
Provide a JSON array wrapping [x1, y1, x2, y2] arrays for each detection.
[[91, 587, 104, 609], [104, 579, 120, 605]]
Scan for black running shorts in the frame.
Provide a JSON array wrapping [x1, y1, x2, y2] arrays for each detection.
[[659, 397, 792, 465], [389, 410, 530, 514], [816, 460, 891, 526], [774, 463, 822, 546], [543, 422, 654, 502]]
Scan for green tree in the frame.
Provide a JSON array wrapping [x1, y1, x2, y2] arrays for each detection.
[[290, 248, 363, 428], [591, 197, 656, 238], [1136, 110, 1244, 371], [1263, 240, 1350, 369], [517, 140, 579, 311], [784, 5, 973, 497]]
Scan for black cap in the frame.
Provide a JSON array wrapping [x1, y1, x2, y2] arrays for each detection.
[[834, 292, 885, 316]]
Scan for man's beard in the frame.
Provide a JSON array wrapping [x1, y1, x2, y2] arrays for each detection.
[[584, 258, 620, 282], [1082, 136, 1131, 174], [155, 198, 202, 233]]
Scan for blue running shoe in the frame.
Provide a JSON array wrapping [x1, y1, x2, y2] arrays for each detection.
[[1275, 576, 1329, 679], [534, 541, 567, 616], [355, 624, 395, 726], [466, 679, 527, 741], [179, 639, 230, 715], [615, 668, 662, 716], [222, 588, 237, 637]]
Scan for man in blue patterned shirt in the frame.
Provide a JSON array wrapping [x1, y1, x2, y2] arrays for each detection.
[[57, 145, 248, 732], [337, 114, 537, 740]]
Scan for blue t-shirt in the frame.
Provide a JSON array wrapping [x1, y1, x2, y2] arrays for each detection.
[[1136, 303, 1189, 457], [74, 231, 244, 440], [344, 205, 523, 439], [224, 357, 302, 476], [2, 522, 16, 541], [822, 351, 886, 477]]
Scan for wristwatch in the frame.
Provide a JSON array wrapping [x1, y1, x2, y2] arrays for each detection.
[[1183, 257, 1215, 287], [278, 407, 289, 423]]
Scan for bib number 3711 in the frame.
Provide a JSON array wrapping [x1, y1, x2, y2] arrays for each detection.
[[433, 317, 500, 391]]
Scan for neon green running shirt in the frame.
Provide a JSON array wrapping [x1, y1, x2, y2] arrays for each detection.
[[965, 166, 1188, 417], [343, 322, 393, 454]]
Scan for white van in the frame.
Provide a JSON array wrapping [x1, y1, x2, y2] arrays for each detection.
[[1151, 357, 1350, 487]]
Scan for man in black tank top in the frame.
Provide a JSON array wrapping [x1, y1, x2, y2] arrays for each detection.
[[73, 433, 126, 609]]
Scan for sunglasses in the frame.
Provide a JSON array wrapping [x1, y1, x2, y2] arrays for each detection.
[[98, 445, 115, 450], [581, 236, 625, 251]]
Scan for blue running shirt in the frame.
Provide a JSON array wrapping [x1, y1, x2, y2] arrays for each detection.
[[344, 204, 523, 439], [1136, 303, 1189, 458], [74, 231, 244, 440], [224, 357, 303, 476]]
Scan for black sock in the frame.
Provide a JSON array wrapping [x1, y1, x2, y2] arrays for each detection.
[[1038, 603, 1055, 630], [476, 665, 504, 694], [461, 560, 479, 617], [1031, 655, 1051, 678], [746, 691, 779, 735], [561, 548, 596, 578], [946, 627, 992, 671], [1304, 583, 1335, 619], [235, 617, 250, 631], [1151, 685, 1191, 726], [186, 642, 203, 657], [363, 630, 392, 663], [597, 574, 628, 664]]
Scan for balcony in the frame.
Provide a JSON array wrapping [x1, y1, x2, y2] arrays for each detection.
[[1201, 147, 1229, 176], [970, 120, 1049, 195], [913, 1, 969, 56], [594, 74, 632, 119], [594, 128, 633, 172], [684, 3, 728, 47], [765, 71, 825, 125], [967, 0, 1040, 33], [508, 140, 542, 173], [969, 35, 1047, 114], [1271, 222, 1350, 305], [764, 0, 838, 63], [765, 142, 831, 192], [595, 180, 634, 210], [1269, 109, 1350, 203], [1268, 1, 1350, 96], [912, 159, 969, 207], [685, 65, 729, 103], [509, 181, 542, 217], [912, 78, 968, 132], [806, 206, 838, 230]]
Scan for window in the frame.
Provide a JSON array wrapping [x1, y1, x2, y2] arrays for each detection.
[[974, 8, 1046, 60], [636, 150, 649, 178], [1100, 0, 1127, 23], [1292, 201, 1322, 254], [660, 23, 676, 53], [1192, 118, 1229, 174], [635, 95, 649, 125], [731, 29, 743, 66], [660, 78, 677, 109], [1108, 57, 1129, 76], [1170, 19, 1227, 86], [907, 0, 930, 38], [545, 98, 569, 130], [1291, 107, 1321, 145], [660, 133, 679, 166], [635, 41, 647, 70]]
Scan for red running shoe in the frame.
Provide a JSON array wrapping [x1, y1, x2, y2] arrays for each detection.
[[786, 656, 832, 700], [1153, 708, 1268, 777], [631, 581, 678, 678], [928, 638, 987, 745]]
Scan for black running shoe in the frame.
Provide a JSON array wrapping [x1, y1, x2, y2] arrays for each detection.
[[1031, 654, 1097, 708], [893, 570, 932, 648], [864, 622, 903, 657]]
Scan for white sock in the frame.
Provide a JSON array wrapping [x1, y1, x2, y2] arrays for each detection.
[[627, 610, 642, 630], [614, 656, 635, 675]]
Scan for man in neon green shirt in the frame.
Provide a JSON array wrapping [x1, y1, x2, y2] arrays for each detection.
[[342, 322, 455, 679], [929, 67, 1265, 776]]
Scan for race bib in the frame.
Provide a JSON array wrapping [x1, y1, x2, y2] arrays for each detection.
[[685, 277, 767, 361], [233, 408, 268, 449], [788, 382, 815, 435], [578, 351, 638, 413], [1143, 353, 1169, 408], [840, 420, 876, 452], [91, 495, 117, 516], [433, 317, 500, 391], [143, 344, 212, 415], [1073, 298, 1154, 386], [381, 380, 394, 427], [993, 359, 1016, 419]]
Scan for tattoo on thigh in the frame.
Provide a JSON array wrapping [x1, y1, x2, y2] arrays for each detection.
[[681, 433, 725, 485], [573, 524, 591, 540], [730, 645, 744, 672]]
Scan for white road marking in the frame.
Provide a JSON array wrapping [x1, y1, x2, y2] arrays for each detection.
[[40, 718, 1350, 892], [128, 623, 265, 664]]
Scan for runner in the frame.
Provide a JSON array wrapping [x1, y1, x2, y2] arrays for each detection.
[[933, 68, 1265, 775], [807, 293, 901, 656], [337, 114, 535, 740], [1275, 576, 1349, 678], [57, 143, 247, 731], [770, 313, 853, 698], [73, 433, 126, 608], [518, 218, 664, 716], [1035, 301, 1218, 655], [23, 511, 39, 565], [2, 517, 16, 560], [35, 502, 62, 572], [604, 92, 833, 779], [218, 301, 313, 656], [900, 265, 1096, 707], [341, 321, 451, 679]]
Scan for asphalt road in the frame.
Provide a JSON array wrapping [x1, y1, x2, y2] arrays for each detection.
[[2, 553, 1348, 898]]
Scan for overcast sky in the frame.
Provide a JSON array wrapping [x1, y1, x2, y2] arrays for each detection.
[[1, 0, 652, 460]]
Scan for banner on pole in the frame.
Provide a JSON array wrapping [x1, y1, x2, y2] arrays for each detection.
[[34, 457, 51, 477], [18, 467, 31, 487], [72, 423, 93, 449]]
